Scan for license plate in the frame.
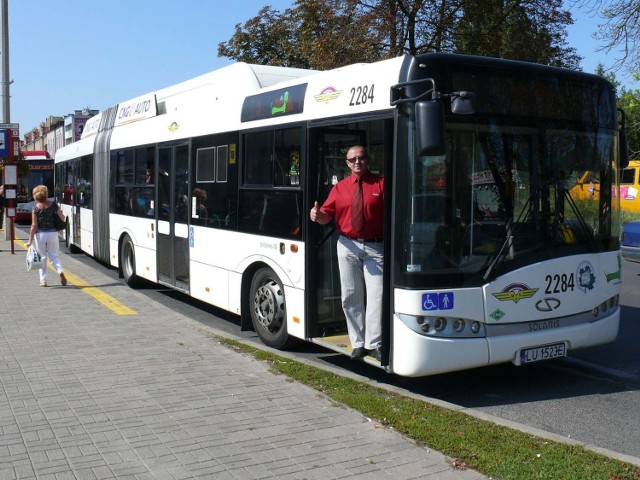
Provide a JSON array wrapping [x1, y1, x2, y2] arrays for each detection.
[[520, 342, 566, 364]]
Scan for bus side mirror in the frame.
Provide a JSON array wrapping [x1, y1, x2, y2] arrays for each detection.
[[415, 100, 445, 156], [451, 91, 476, 115]]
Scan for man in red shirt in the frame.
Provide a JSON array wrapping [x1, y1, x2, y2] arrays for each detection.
[[310, 145, 384, 361]]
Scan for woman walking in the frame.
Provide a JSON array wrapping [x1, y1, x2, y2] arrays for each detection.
[[26, 185, 67, 287]]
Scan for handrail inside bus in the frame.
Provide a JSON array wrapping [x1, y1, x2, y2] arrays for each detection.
[[316, 225, 336, 248]]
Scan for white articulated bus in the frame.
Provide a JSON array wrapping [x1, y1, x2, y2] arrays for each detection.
[[55, 53, 627, 377]]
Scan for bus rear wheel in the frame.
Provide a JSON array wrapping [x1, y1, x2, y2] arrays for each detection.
[[249, 268, 293, 349], [120, 236, 139, 288]]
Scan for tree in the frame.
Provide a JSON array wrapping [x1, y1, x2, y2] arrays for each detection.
[[572, 0, 640, 75], [598, 64, 640, 159], [295, 0, 383, 69], [355, 0, 580, 67], [217, 1, 382, 69], [218, 0, 581, 70], [217, 6, 303, 67], [621, 88, 640, 159], [619, 84, 640, 160], [353, 0, 462, 55], [455, 0, 581, 68]]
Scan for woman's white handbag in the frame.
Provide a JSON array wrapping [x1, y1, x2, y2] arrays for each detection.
[[26, 245, 43, 272]]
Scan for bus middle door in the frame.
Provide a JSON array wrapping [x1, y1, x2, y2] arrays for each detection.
[[157, 143, 190, 292]]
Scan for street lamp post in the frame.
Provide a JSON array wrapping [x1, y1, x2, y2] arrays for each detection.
[[1, 0, 13, 243], [1, 0, 9, 123]]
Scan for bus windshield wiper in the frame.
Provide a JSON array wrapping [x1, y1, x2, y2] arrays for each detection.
[[482, 195, 532, 281], [562, 189, 597, 247], [482, 231, 514, 281]]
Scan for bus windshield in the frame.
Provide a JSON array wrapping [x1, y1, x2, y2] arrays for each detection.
[[15, 152, 55, 221], [394, 60, 619, 288]]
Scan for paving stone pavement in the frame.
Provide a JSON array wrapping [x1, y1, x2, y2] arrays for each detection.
[[0, 230, 486, 480]]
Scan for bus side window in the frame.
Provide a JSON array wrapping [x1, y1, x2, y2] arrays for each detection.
[[620, 167, 636, 185], [193, 142, 238, 229], [238, 190, 301, 239]]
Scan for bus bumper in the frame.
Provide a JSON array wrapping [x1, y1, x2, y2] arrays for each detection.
[[391, 310, 619, 377], [391, 315, 489, 377]]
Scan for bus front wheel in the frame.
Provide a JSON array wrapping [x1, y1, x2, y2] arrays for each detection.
[[120, 236, 139, 288], [249, 268, 292, 349]]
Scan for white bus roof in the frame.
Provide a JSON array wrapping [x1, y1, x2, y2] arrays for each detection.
[[55, 136, 95, 163], [107, 57, 406, 150], [58, 57, 408, 157]]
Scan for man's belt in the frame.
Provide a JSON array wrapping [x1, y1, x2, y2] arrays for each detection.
[[341, 235, 383, 243]]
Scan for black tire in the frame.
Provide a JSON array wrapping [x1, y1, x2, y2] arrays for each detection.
[[249, 267, 295, 349], [120, 236, 139, 288]]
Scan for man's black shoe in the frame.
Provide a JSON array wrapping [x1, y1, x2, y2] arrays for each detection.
[[351, 347, 366, 360], [370, 348, 382, 362]]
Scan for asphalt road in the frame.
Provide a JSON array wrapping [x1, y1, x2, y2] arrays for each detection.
[[36, 224, 639, 464]]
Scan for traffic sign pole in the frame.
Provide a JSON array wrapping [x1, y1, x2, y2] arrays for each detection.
[[1, 124, 20, 250]]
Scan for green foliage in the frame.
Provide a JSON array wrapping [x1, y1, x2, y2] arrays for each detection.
[[217, 6, 304, 67], [223, 339, 640, 480], [597, 64, 640, 160], [621, 208, 639, 225], [218, 0, 581, 70], [217, 1, 381, 69], [455, 0, 580, 68], [619, 86, 640, 160], [17, 159, 30, 178], [294, 0, 381, 69]]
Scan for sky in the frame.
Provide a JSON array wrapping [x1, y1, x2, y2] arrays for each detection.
[[3, 0, 637, 136]]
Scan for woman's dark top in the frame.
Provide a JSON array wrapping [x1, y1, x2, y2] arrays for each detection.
[[32, 202, 59, 232]]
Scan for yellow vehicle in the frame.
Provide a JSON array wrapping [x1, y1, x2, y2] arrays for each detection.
[[572, 160, 640, 215], [619, 160, 640, 214]]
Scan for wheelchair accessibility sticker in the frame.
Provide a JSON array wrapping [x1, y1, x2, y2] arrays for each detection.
[[422, 292, 454, 311]]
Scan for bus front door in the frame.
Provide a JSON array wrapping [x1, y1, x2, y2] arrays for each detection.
[[306, 120, 392, 363], [157, 143, 190, 292], [307, 129, 365, 339]]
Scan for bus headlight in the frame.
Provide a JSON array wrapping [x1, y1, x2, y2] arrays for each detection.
[[592, 295, 619, 319], [397, 313, 486, 338], [453, 318, 465, 333]]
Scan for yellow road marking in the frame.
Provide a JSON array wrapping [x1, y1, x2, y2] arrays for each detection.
[[61, 270, 138, 315], [18, 239, 137, 316]]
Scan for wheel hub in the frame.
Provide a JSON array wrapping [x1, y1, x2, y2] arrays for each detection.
[[252, 279, 284, 332]]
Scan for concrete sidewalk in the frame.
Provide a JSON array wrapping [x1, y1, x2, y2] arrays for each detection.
[[0, 229, 486, 480]]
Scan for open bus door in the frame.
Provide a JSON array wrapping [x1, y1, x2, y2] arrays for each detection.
[[306, 129, 365, 343], [305, 124, 392, 365]]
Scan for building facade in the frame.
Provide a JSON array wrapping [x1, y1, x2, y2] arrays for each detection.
[[21, 108, 98, 156]]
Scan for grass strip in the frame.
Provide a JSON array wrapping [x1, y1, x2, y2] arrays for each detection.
[[222, 339, 640, 480]]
